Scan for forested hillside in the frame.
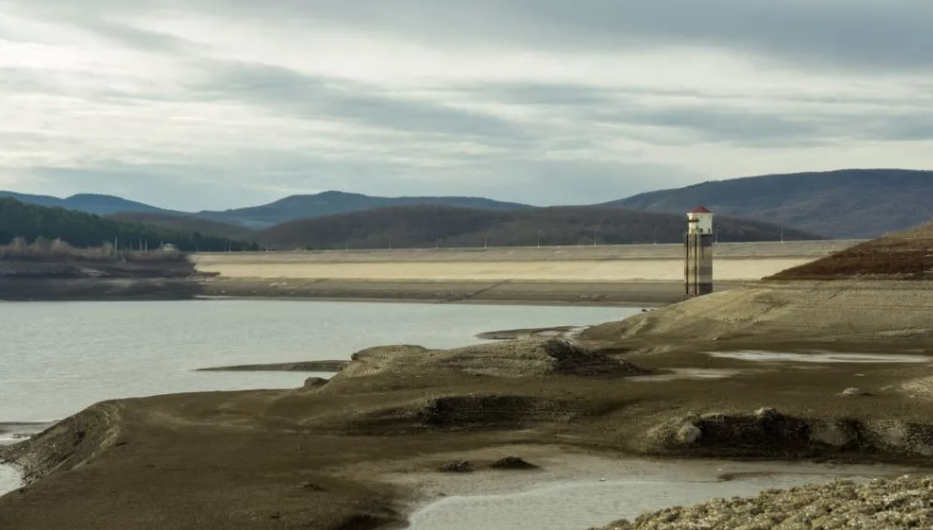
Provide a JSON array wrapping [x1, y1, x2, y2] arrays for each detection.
[[108, 212, 254, 241], [257, 204, 820, 250], [199, 190, 530, 228], [605, 169, 933, 238], [0, 198, 257, 252]]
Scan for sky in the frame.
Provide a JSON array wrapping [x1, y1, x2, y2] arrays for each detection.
[[1, 0, 932, 212]]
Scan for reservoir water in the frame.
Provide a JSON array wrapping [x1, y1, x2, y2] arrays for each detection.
[[0, 300, 636, 496], [0, 300, 636, 422]]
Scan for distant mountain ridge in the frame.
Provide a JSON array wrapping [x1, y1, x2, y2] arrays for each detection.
[[255, 204, 821, 250], [197, 191, 531, 228], [0, 198, 255, 252], [603, 169, 933, 239], [0, 191, 180, 217], [6, 168, 932, 238], [1, 190, 530, 229]]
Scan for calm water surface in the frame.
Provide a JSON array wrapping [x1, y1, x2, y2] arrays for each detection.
[[0, 300, 637, 422], [406, 473, 865, 530]]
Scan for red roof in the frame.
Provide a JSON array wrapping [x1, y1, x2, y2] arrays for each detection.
[[690, 206, 712, 214]]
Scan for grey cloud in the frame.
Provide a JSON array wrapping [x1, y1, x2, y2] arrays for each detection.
[[146, 0, 933, 73], [73, 17, 210, 54], [456, 81, 933, 147], [187, 59, 527, 142], [15, 0, 933, 72]]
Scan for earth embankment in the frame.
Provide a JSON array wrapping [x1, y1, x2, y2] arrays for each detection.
[[194, 240, 858, 305]]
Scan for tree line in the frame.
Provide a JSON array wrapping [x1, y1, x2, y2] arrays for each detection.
[[0, 198, 258, 252]]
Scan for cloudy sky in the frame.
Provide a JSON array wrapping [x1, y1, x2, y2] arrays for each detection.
[[1, 0, 932, 211]]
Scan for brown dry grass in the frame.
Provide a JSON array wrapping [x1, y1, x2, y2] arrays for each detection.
[[767, 221, 933, 281]]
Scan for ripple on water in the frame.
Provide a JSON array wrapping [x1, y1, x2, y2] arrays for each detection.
[[405, 474, 869, 530], [0, 464, 22, 497], [705, 351, 933, 364]]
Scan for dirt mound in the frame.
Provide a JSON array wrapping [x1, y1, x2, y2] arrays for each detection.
[[0, 403, 122, 483], [325, 339, 649, 390], [768, 222, 933, 281], [491, 456, 538, 470], [311, 393, 603, 435], [581, 280, 933, 346]]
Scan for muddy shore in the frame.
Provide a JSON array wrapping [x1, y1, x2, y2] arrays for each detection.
[[0, 277, 743, 305], [4, 327, 933, 529]]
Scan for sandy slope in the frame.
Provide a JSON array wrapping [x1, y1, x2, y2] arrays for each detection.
[[195, 258, 812, 282], [194, 241, 858, 283], [583, 280, 933, 348]]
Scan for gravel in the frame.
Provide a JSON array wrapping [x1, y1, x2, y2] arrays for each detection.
[[592, 475, 933, 530]]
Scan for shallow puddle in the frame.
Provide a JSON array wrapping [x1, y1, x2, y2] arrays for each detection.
[[628, 368, 743, 382], [405, 470, 886, 530], [0, 463, 20, 496], [705, 351, 933, 364], [392, 450, 912, 530]]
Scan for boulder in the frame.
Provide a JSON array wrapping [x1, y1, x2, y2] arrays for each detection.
[[439, 461, 473, 473], [675, 423, 703, 445], [303, 377, 328, 390], [838, 387, 871, 397]]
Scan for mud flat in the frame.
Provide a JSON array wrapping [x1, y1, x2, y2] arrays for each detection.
[[199, 279, 734, 306]]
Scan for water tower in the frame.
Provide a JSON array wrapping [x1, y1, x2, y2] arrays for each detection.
[[685, 206, 714, 297]]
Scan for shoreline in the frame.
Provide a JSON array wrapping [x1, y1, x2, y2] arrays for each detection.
[[6, 328, 933, 529], [380, 445, 921, 529], [0, 277, 742, 306]]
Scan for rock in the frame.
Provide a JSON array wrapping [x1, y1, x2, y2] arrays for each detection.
[[675, 423, 702, 445], [491, 456, 538, 470], [300, 482, 326, 492], [808, 421, 857, 447], [754, 407, 782, 422], [591, 475, 933, 530], [700, 412, 727, 422], [439, 461, 473, 473], [303, 377, 328, 390], [839, 387, 871, 397]]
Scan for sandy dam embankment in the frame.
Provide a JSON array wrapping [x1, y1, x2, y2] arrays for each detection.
[[193, 240, 859, 305]]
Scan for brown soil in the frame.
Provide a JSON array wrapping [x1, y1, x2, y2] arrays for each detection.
[[768, 224, 933, 281]]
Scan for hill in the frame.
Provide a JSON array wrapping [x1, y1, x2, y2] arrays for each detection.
[[603, 169, 933, 239], [198, 191, 530, 228], [0, 191, 180, 217], [108, 212, 255, 241], [767, 218, 933, 281], [0, 198, 256, 252], [256, 204, 820, 250]]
